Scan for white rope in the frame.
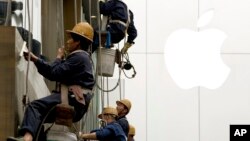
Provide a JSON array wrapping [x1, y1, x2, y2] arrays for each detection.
[[88, 0, 91, 24], [96, 0, 104, 108], [23, 0, 33, 109], [60, 0, 64, 45], [74, 0, 77, 24], [4, 0, 11, 26], [106, 77, 109, 106]]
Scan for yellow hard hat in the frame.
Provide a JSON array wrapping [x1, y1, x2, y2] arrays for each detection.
[[129, 124, 135, 136], [66, 22, 94, 42], [116, 99, 132, 112], [98, 107, 118, 119]]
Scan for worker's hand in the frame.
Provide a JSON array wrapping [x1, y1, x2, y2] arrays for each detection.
[[121, 42, 133, 54], [57, 47, 65, 59], [100, 120, 107, 127], [78, 132, 84, 139], [23, 51, 38, 62]]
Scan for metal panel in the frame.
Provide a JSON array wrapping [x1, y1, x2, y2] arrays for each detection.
[[0, 26, 51, 140], [0, 26, 20, 141]]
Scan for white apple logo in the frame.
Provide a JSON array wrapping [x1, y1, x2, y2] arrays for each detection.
[[164, 9, 230, 89]]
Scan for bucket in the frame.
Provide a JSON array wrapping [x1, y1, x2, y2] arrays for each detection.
[[47, 130, 77, 141], [97, 48, 116, 77]]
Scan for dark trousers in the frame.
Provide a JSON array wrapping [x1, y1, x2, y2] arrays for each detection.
[[19, 92, 92, 140], [92, 26, 125, 53]]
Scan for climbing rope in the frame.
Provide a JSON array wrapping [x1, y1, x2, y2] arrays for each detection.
[[22, 0, 33, 109], [96, 0, 104, 113], [74, 0, 77, 24], [96, 69, 122, 92], [4, 0, 11, 26]]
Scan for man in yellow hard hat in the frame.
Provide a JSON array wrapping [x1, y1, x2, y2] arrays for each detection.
[[128, 124, 135, 141], [8, 22, 95, 141], [80, 107, 126, 141], [116, 99, 132, 137]]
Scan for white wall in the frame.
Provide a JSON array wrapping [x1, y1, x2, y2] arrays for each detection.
[[199, 0, 250, 141], [12, 0, 41, 42], [123, 0, 147, 141], [123, 0, 250, 141]]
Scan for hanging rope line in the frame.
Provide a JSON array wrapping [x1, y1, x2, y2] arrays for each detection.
[[88, 0, 92, 24], [96, 69, 122, 92], [23, 0, 33, 109], [74, 0, 77, 24], [96, 0, 104, 110], [106, 77, 109, 106], [4, 0, 11, 26]]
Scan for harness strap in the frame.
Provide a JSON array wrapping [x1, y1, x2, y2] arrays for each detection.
[[109, 19, 127, 27], [69, 85, 92, 105], [61, 84, 92, 105], [108, 4, 131, 32], [61, 84, 69, 105]]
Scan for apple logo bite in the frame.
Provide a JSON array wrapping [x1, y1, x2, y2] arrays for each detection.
[[164, 9, 230, 89]]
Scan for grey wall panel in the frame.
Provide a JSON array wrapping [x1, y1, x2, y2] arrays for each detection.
[[205, 0, 250, 53], [147, 0, 198, 53], [200, 54, 250, 141], [0, 26, 50, 140], [147, 54, 199, 141]]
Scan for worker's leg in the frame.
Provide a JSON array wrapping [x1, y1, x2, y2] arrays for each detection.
[[19, 93, 61, 139]]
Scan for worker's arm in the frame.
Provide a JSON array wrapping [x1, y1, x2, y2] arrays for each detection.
[[80, 132, 97, 140]]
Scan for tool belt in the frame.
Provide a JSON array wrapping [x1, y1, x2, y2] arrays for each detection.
[[55, 84, 92, 126], [69, 85, 92, 95]]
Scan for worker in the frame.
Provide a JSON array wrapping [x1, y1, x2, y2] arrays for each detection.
[[128, 124, 135, 141], [92, 0, 137, 53], [79, 107, 126, 141], [9, 22, 95, 141], [116, 99, 132, 137]]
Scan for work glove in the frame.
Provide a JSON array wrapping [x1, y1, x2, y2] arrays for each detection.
[[121, 42, 133, 54], [23, 51, 38, 62]]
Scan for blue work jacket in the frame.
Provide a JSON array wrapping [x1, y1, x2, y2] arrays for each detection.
[[34, 50, 94, 90], [92, 121, 126, 141]]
